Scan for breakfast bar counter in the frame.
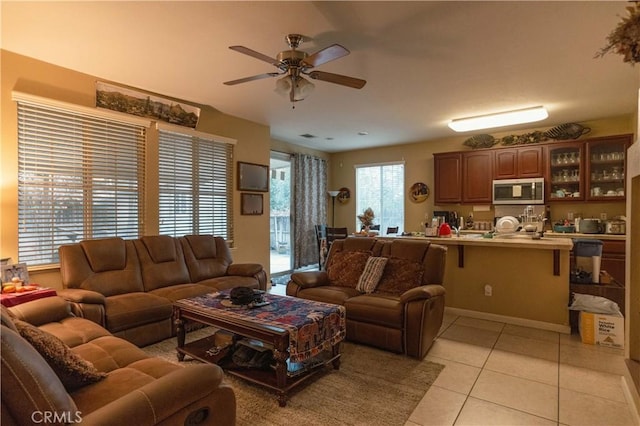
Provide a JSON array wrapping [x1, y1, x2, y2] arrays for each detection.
[[376, 234, 574, 332]]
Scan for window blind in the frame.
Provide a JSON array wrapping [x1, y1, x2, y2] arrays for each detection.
[[158, 129, 234, 243], [17, 101, 146, 266]]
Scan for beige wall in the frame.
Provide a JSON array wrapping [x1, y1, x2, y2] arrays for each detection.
[[328, 115, 635, 233], [1, 50, 271, 287]]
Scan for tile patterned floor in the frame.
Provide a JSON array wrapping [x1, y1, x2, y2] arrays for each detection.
[[408, 313, 638, 426], [268, 282, 638, 425]]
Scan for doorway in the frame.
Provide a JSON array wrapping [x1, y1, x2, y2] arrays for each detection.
[[269, 152, 292, 276]]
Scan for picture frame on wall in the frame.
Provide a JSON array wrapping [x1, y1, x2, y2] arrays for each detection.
[[241, 193, 264, 215], [238, 162, 269, 192]]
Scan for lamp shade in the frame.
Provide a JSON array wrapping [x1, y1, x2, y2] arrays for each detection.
[[275, 75, 315, 101], [328, 191, 340, 197]]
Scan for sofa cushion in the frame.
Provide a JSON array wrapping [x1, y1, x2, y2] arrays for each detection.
[[80, 237, 127, 272], [296, 286, 361, 305], [356, 256, 388, 294], [344, 294, 404, 328], [375, 257, 424, 295], [326, 250, 371, 288], [198, 275, 260, 291], [1, 325, 79, 423], [180, 235, 232, 282], [14, 319, 106, 391], [149, 283, 216, 302], [142, 235, 177, 263], [105, 293, 173, 333]]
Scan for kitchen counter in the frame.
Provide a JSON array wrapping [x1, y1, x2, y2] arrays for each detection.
[[376, 233, 573, 332], [543, 231, 626, 241]]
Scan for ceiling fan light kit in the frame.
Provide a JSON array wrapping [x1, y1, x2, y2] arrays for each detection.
[[448, 106, 549, 132], [225, 33, 366, 105]]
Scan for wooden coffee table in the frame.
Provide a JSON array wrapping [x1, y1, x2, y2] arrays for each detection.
[[173, 292, 345, 406]]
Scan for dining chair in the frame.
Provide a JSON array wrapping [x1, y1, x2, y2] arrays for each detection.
[[315, 224, 327, 266]]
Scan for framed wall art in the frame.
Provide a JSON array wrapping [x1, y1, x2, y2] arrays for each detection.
[[1, 263, 29, 285], [241, 193, 264, 215], [96, 82, 200, 128], [238, 162, 269, 192]]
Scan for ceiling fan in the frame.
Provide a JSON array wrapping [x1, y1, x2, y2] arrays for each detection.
[[224, 34, 366, 105]]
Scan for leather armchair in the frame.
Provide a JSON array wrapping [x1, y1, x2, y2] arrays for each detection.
[[287, 238, 447, 359]]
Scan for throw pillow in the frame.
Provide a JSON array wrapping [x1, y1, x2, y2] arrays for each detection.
[[13, 319, 106, 391], [326, 250, 371, 288], [356, 257, 388, 293], [375, 257, 424, 295]]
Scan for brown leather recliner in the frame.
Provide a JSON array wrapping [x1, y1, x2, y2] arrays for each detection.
[[58, 235, 267, 347], [287, 238, 446, 359], [1, 297, 235, 426]]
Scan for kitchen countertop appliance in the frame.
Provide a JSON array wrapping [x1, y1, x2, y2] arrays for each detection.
[[579, 218, 604, 234], [605, 218, 626, 235]]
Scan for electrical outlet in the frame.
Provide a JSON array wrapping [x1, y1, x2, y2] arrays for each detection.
[[484, 284, 492, 296], [600, 213, 607, 221]]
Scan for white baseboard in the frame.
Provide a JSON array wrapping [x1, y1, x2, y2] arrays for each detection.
[[445, 307, 572, 334]]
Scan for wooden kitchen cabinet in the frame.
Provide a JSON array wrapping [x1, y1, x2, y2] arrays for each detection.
[[434, 152, 462, 204], [545, 142, 584, 201], [601, 239, 625, 286], [462, 151, 493, 203], [585, 134, 632, 201], [493, 146, 544, 179]]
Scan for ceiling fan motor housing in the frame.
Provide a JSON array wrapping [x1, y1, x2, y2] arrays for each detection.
[[277, 50, 308, 70]]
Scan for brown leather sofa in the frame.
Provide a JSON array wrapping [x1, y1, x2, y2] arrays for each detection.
[[1, 297, 235, 426], [58, 234, 266, 346], [287, 238, 446, 359]]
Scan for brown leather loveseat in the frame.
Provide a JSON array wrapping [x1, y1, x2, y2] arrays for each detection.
[[287, 238, 446, 359], [58, 234, 266, 346], [1, 297, 235, 425]]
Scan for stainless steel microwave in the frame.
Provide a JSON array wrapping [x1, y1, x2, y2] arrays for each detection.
[[492, 178, 544, 205]]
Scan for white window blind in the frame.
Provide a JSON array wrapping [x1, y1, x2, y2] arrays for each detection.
[[158, 129, 234, 243], [17, 100, 146, 266], [355, 162, 405, 233]]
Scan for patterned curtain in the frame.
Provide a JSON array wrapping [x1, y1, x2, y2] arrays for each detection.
[[292, 154, 327, 268]]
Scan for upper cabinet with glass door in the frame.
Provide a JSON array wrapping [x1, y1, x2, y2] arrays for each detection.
[[546, 142, 584, 201], [585, 134, 632, 201]]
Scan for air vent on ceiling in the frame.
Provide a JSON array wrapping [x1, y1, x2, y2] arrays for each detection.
[[299, 133, 317, 139]]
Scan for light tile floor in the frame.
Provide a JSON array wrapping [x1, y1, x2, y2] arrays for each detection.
[[408, 312, 639, 426], [268, 282, 638, 425]]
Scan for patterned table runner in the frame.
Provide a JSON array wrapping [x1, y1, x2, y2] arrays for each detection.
[[179, 292, 346, 362]]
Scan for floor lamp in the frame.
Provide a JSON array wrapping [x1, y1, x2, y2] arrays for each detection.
[[328, 191, 340, 226]]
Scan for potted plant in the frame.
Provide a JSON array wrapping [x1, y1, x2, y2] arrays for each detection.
[[357, 208, 375, 234], [596, 2, 640, 65]]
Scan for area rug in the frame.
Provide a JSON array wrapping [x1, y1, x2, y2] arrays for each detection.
[[143, 328, 444, 426]]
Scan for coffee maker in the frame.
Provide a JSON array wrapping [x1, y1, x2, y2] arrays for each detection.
[[433, 211, 459, 229]]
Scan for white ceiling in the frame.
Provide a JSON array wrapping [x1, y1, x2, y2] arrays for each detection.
[[2, 1, 637, 153]]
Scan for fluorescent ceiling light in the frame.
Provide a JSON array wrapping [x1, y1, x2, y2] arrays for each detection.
[[448, 106, 548, 132]]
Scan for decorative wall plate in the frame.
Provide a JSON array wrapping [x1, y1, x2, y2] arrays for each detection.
[[337, 187, 351, 204], [409, 182, 429, 203]]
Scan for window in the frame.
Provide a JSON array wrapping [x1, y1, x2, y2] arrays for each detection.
[[158, 128, 234, 242], [16, 97, 147, 266], [355, 162, 404, 233]]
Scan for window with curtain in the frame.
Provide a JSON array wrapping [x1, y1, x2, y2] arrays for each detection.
[[158, 129, 234, 243], [355, 162, 404, 233], [16, 99, 147, 266]]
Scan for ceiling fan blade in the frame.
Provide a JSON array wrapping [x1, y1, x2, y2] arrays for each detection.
[[307, 71, 366, 89], [229, 46, 280, 66], [302, 44, 350, 68], [223, 73, 280, 86]]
